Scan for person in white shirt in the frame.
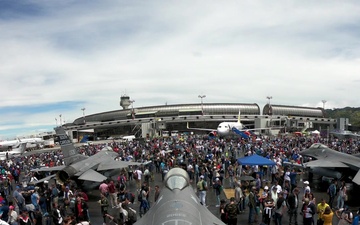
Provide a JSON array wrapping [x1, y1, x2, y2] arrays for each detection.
[[304, 181, 311, 195], [284, 169, 291, 183], [134, 168, 143, 190], [7, 205, 17, 225]]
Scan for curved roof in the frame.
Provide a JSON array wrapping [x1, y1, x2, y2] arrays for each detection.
[[73, 103, 260, 125], [263, 104, 325, 118]]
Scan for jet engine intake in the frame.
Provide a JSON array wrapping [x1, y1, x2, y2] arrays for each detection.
[[209, 131, 217, 137]]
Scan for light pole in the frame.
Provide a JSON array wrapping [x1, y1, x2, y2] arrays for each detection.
[[321, 100, 327, 109], [129, 100, 135, 119], [266, 96, 272, 115], [198, 95, 206, 115], [81, 108, 86, 124], [59, 114, 62, 126]]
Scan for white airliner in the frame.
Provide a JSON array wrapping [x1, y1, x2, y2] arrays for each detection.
[[0, 138, 43, 150], [0, 143, 27, 160], [187, 111, 261, 137]]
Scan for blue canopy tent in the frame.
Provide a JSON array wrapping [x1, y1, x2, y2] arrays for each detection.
[[237, 154, 276, 166], [237, 154, 276, 182]]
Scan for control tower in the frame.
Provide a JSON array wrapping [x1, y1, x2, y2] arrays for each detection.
[[120, 95, 131, 109]]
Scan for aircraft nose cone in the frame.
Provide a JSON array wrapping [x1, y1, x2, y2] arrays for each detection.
[[217, 128, 227, 136]]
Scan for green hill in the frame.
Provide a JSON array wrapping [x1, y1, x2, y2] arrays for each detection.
[[325, 107, 360, 128]]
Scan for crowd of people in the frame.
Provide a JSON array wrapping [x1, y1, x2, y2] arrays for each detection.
[[0, 132, 357, 225]]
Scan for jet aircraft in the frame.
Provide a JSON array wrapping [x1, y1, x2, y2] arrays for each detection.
[[329, 130, 360, 139], [0, 143, 27, 161], [187, 111, 262, 138], [0, 138, 44, 150], [134, 167, 226, 225], [300, 143, 360, 185], [32, 127, 143, 184]]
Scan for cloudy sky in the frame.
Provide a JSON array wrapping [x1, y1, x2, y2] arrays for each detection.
[[1, 0, 360, 139]]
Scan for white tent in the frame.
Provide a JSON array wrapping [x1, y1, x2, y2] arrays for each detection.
[[311, 130, 320, 135]]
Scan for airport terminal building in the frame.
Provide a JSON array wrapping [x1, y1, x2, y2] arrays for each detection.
[[63, 96, 338, 141]]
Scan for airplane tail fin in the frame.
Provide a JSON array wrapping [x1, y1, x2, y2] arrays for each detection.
[[79, 135, 89, 143], [14, 143, 27, 154], [55, 127, 86, 165], [237, 110, 241, 123]]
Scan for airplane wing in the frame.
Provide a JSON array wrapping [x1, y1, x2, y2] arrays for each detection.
[[304, 160, 349, 168], [186, 123, 214, 132], [96, 160, 144, 171], [31, 165, 66, 172], [283, 161, 305, 169], [23, 147, 61, 157], [77, 169, 107, 182], [33, 174, 56, 184], [352, 170, 360, 185]]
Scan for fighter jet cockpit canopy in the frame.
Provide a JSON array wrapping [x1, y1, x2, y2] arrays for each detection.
[[164, 168, 190, 190], [310, 143, 327, 149]]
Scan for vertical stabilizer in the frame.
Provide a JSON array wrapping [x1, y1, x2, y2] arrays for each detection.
[[13, 143, 27, 154], [55, 127, 77, 158], [55, 127, 85, 165], [237, 110, 241, 123]]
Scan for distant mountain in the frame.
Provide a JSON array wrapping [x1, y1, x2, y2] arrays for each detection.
[[325, 107, 360, 128]]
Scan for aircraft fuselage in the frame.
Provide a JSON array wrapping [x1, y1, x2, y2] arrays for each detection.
[[217, 121, 244, 136]]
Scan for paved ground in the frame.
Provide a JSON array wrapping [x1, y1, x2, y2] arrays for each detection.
[[85, 170, 359, 225]]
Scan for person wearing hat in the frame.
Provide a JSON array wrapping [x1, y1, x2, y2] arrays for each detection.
[[260, 186, 269, 211], [304, 181, 311, 194], [213, 178, 222, 207], [197, 175, 207, 206], [263, 191, 275, 225], [62, 186, 73, 203], [31, 187, 40, 211], [8, 205, 18, 225]]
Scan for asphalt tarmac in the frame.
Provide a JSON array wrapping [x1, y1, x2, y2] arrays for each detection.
[[85, 170, 359, 225]]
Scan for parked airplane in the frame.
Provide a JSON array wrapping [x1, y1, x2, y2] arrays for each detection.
[[187, 111, 261, 138], [0, 137, 44, 150], [299, 143, 360, 185], [122, 135, 136, 141], [330, 130, 360, 139], [134, 167, 226, 225], [31, 127, 144, 184], [0, 143, 27, 160], [0, 140, 19, 149]]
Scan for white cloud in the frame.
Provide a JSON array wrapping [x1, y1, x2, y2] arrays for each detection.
[[0, 0, 360, 138]]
